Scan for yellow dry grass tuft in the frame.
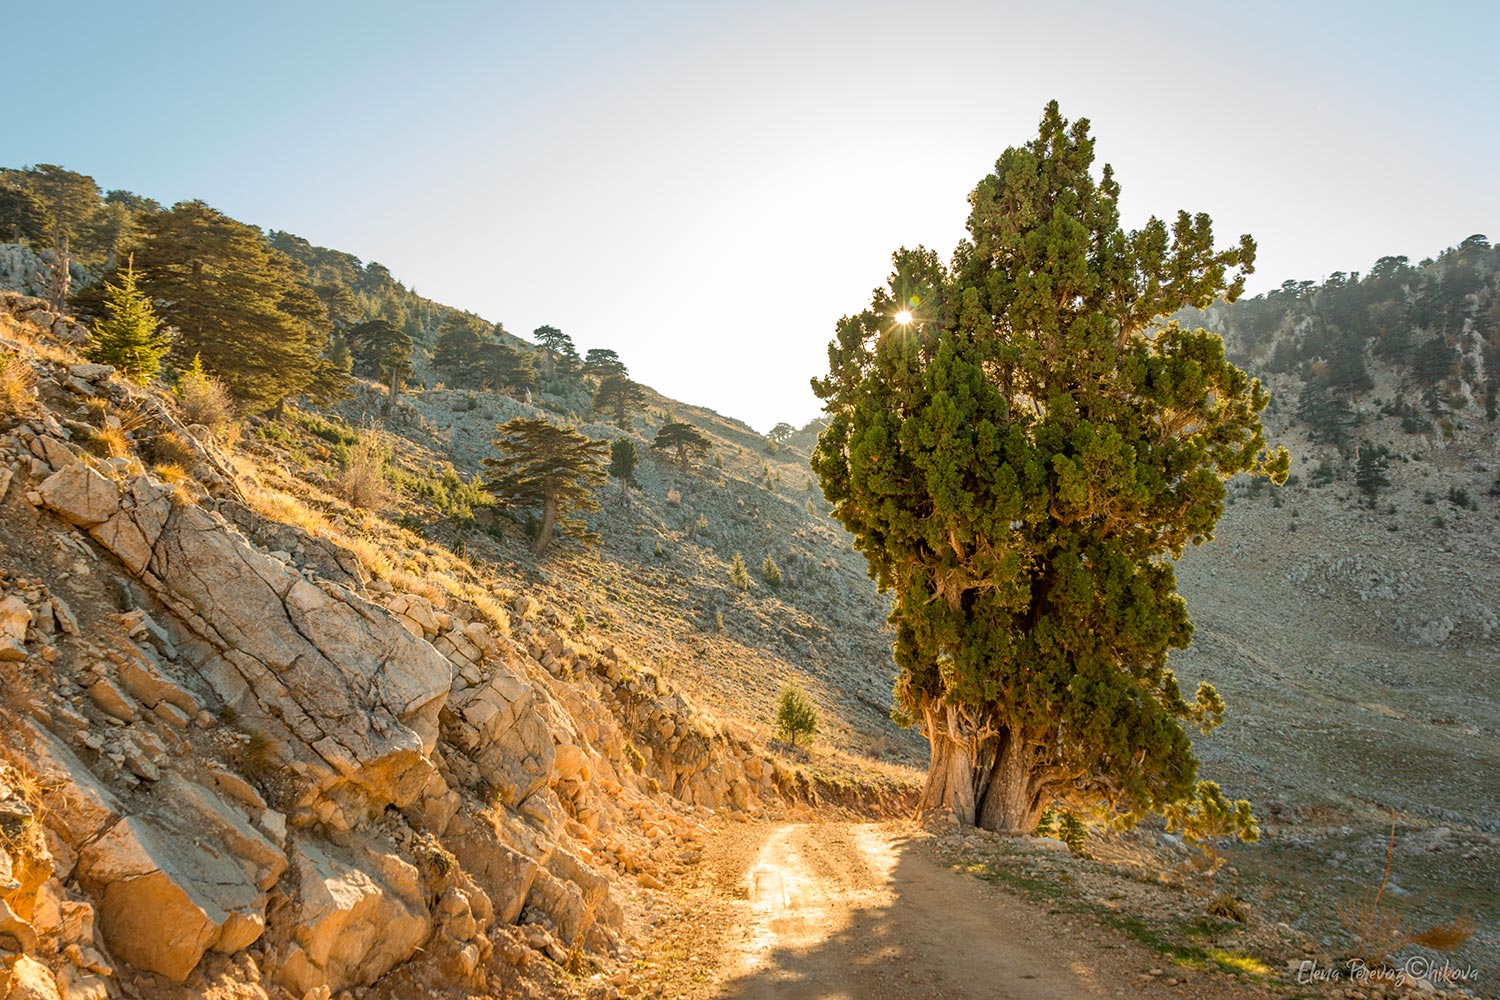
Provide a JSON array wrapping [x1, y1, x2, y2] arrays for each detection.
[[0, 350, 38, 419]]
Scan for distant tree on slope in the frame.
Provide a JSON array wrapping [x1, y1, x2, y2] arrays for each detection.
[[483, 418, 608, 556], [593, 374, 646, 429], [652, 421, 711, 467]]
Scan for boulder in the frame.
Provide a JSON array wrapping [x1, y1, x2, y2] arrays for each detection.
[[73, 776, 285, 983], [0, 955, 61, 1000], [274, 839, 430, 995], [36, 464, 118, 528]]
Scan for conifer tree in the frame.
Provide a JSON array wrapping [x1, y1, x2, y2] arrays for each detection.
[[593, 374, 647, 429], [130, 201, 333, 412], [87, 255, 170, 383], [433, 314, 489, 387], [348, 319, 412, 418], [483, 418, 608, 556], [652, 421, 712, 467], [532, 325, 580, 378], [811, 102, 1286, 834], [477, 342, 537, 397], [608, 438, 638, 488], [582, 348, 627, 381]]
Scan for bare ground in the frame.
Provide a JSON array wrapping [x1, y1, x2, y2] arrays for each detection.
[[640, 821, 1282, 1000]]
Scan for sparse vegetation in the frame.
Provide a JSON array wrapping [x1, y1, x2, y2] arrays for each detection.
[[339, 429, 394, 510]]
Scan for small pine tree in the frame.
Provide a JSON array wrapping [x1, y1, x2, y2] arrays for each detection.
[[760, 554, 782, 589], [729, 551, 752, 590], [608, 438, 638, 487], [88, 255, 169, 383], [775, 683, 818, 747], [1355, 442, 1391, 502]]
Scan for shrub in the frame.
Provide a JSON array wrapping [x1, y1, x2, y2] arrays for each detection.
[[1446, 486, 1475, 509], [176, 355, 236, 435], [729, 552, 752, 591], [1058, 811, 1090, 857], [760, 554, 783, 589], [775, 683, 818, 747], [340, 430, 394, 510], [0, 351, 37, 419]]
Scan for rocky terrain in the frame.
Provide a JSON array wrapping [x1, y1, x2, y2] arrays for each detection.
[[0, 294, 912, 1000], [2, 232, 1498, 1000]]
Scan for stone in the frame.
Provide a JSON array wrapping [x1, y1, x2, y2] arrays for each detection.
[[78, 493, 450, 815], [446, 813, 538, 925], [37, 464, 119, 528], [86, 679, 137, 722], [0, 896, 38, 952], [0, 722, 123, 850], [75, 775, 286, 983], [0, 955, 61, 1000], [274, 840, 430, 995], [0, 595, 32, 643]]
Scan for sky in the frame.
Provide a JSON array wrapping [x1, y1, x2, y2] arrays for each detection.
[[8, 0, 1497, 432]]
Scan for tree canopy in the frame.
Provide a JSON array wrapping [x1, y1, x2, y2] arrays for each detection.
[[483, 418, 608, 556], [810, 102, 1286, 834], [129, 201, 340, 412], [652, 421, 712, 467], [86, 255, 170, 383], [593, 373, 646, 429]]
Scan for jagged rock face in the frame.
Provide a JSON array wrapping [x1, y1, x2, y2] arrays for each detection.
[[35, 463, 452, 826]]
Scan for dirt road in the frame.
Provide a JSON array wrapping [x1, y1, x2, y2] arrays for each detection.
[[649, 821, 1268, 1000]]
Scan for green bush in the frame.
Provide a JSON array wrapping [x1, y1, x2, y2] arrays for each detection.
[[760, 554, 783, 590], [775, 683, 818, 747], [729, 552, 752, 591]]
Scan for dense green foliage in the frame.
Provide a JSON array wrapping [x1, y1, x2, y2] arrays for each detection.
[[348, 319, 412, 416], [811, 102, 1287, 833], [86, 256, 170, 383], [775, 683, 818, 747], [1161, 779, 1259, 869], [483, 418, 608, 556], [117, 202, 341, 411], [608, 438, 638, 490]]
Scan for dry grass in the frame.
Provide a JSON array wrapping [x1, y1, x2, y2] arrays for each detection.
[[339, 430, 395, 511], [142, 429, 198, 468], [83, 423, 131, 459], [248, 485, 336, 538], [176, 366, 237, 434], [1337, 816, 1475, 965], [0, 350, 37, 419], [152, 462, 200, 506]]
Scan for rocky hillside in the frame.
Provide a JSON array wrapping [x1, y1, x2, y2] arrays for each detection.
[[0, 294, 912, 1000]]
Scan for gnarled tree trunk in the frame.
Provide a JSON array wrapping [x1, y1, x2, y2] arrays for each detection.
[[918, 703, 1048, 835]]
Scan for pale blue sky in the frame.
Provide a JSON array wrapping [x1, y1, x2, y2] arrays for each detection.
[[9, 1, 1497, 431]]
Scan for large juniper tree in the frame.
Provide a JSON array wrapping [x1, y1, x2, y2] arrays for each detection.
[[811, 102, 1286, 834]]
